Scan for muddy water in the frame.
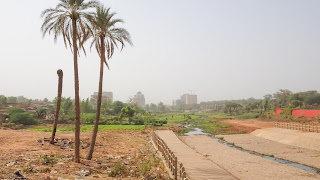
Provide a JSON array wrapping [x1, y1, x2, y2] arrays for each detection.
[[185, 128, 320, 175]]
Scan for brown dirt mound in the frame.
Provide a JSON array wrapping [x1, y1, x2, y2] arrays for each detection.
[[222, 119, 275, 134]]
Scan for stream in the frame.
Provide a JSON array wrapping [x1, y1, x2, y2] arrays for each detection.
[[184, 127, 320, 175]]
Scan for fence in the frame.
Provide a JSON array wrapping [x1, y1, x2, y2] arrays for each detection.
[[275, 122, 320, 133], [152, 131, 188, 180]]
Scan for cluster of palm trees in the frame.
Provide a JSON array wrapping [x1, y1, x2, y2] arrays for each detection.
[[41, 0, 132, 163]]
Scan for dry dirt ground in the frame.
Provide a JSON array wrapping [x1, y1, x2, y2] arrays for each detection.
[[221, 119, 275, 133], [217, 133, 320, 169], [0, 129, 170, 180], [180, 135, 320, 180]]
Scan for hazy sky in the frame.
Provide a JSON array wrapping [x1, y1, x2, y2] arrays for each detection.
[[1, 0, 320, 104]]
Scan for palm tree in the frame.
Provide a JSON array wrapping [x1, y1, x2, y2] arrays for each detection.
[[51, 69, 63, 144], [41, 0, 99, 163], [86, 6, 133, 160]]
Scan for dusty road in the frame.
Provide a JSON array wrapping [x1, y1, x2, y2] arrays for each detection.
[[180, 135, 320, 180], [0, 129, 169, 179]]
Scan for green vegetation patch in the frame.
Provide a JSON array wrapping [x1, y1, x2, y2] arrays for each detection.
[[81, 125, 146, 131], [30, 126, 74, 132], [30, 125, 145, 132]]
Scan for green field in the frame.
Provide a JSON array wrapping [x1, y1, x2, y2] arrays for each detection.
[[153, 113, 239, 135], [30, 125, 145, 132]]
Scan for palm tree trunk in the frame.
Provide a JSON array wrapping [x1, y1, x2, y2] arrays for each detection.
[[72, 19, 81, 163], [50, 69, 63, 144], [87, 36, 105, 160]]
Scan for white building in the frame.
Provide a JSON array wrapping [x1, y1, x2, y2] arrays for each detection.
[[132, 92, 145, 107], [181, 94, 197, 105], [91, 91, 113, 102]]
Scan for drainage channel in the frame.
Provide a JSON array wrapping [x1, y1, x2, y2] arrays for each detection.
[[184, 128, 320, 175]]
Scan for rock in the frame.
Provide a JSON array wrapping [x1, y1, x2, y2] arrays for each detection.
[[115, 156, 120, 159], [6, 162, 15, 167], [124, 161, 129, 165], [11, 171, 26, 180], [107, 155, 113, 159], [50, 170, 57, 174], [57, 178, 68, 180], [77, 169, 90, 176]]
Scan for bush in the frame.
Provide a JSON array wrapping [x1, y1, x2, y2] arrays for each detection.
[[133, 118, 145, 125], [80, 113, 96, 124], [7, 108, 25, 115], [109, 163, 127, 177], [154, 120, 167, 126], [9, 112, 37, 125]]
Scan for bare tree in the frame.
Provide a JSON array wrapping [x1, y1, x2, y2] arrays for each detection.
[[51, 69, 63, 144]]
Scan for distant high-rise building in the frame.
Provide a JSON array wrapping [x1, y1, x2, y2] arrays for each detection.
[[133, 92, 145, 107], [181, 94, 197, 105], [91, 91, 113, 102]]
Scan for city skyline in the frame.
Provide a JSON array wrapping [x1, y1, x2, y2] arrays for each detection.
[[1, 0, 320, 104]]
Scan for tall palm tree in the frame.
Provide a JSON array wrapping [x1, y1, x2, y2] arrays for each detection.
[[86, 6, 133, 160], [50, 69, 63, 144], [41, 0, 99, 163]]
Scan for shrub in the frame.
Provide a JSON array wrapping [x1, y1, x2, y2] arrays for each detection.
[[41, 155, 60, 165], [109, 163, 127, 177], [9, 112, 37, 125], [7, 108, 25, 115], [80, 113, 96, 124], [154, 120, 167, 126], [133, 118, 145, 125]]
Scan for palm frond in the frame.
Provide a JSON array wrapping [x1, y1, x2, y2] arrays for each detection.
[[88, 5, 133, 69], [41, 0, 99, 54]]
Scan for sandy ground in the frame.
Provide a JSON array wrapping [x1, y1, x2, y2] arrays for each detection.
[[180, 135, 320, 180], [251, 128, 320, 151], [218, 133, 320, 169], [0, 129, 169, 179], [221, 119, 275, 133]]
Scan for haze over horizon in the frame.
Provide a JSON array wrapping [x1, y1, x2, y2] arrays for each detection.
[[1, 0, 320, 104]]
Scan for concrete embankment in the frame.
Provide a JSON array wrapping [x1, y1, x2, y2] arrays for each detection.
[[156, 130, 236, 180], [181, 135, 320, 180], [251, 128, 320, 151]]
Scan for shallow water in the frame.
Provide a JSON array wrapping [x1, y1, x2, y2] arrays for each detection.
[[184, 128, 208, 136], [185, 128, 320, 175]]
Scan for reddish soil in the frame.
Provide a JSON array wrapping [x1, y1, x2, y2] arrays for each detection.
[[222, 119, 275, 134], [0, 129, 169, 179]]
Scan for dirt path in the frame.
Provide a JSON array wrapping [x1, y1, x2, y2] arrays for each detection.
[[156, 130, 236, 180], [0, 129, 169, 179], [221, 119, 274, 133], [217, 133, 320, 169], [180, 135, 320, 180]]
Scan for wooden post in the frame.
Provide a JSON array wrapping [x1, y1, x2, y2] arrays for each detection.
[[174, 156, 177, 180]]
